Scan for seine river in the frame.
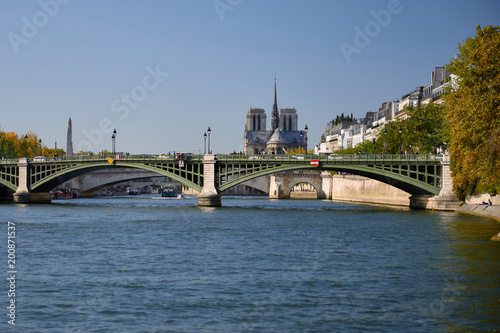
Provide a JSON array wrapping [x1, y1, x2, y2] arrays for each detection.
[[3, 196, 500, 332]]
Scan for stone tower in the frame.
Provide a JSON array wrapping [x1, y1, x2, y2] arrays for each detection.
[[67, 117, 74, 157]]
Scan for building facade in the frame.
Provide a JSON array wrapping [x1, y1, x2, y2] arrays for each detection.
[[316, 66, 450, 154]]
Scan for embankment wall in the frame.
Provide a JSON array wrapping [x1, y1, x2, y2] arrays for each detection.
[[330, 175, 410, 206]]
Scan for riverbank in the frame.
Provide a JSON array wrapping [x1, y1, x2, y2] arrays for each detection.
[[458, 204, 500, 222], [457, 204, 500, 241]]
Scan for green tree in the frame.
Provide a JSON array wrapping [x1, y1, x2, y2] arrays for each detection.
[[404, 103, 449, 154], [444, 24, 500, 200]]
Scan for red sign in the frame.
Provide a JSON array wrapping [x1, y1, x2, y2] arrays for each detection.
[[115, 154, 120, 160], [179, 160, 185, 167], [310, 160, 319, 167]]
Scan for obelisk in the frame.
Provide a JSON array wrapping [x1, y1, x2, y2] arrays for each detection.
[[67, 117, 74, 157]]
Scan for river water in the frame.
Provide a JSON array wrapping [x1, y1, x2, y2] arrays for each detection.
[[3, 196, 500, 332]]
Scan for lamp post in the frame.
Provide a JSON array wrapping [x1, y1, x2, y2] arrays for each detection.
[[399, 126, 402, 154], [207, 127, 211, 154], [372, 137, 376, 155], [39, 139, 42, 156], [203, 132, 207, 154], [24, 134, 28, 157], [112, 129, 117, 155], [384, 128, 387, 154], [299, 131, 303, 153], [304, 125, 308, 152]]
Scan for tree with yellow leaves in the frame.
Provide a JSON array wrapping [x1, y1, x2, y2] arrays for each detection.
[[445, 25, 500, 200]]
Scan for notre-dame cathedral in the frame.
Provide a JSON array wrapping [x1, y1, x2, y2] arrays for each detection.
[[243, 79, 308, 155]]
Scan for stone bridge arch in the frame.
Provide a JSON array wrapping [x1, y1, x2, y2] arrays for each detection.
[[269, 171, 326, 199], [66, 168, 169, 197]]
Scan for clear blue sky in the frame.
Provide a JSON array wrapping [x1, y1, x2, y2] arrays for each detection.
[[1, 0, 499, 154]]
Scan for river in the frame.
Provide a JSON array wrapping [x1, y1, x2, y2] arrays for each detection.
[[3, 196, 500, 332]]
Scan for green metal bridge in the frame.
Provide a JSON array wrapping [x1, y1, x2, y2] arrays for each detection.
[[1, 153, 446, 205]]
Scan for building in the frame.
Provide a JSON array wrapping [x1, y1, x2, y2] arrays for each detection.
[[421, 66, 451, 105], [373, 101, 399, 128], [396, 67, 451, 120], [244, 79, 308, 155], [315, 65, 451, 154]]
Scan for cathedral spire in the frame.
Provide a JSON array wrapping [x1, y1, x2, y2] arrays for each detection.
[[271, 75, 279, 132]]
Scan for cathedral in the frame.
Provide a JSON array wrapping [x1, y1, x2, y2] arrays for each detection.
[[243, 79, 308, 155]]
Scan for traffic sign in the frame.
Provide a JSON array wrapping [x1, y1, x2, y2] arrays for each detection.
[[115, 154, 120, 160], [179, 160, 185, 167], [310, 160, 319, 167]]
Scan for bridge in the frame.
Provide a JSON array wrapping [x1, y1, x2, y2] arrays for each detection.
[[0, 153, 455, 208]]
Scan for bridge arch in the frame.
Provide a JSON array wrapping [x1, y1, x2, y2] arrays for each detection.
[[0, 179, 17, 191], [218, 163, 439, 196], [29, 161, 203, 193]]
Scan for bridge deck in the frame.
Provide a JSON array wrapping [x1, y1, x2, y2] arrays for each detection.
[[1, 154, 444, 197]]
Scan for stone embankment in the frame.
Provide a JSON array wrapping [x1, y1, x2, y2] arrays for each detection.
[[458, 195, 500, 241]]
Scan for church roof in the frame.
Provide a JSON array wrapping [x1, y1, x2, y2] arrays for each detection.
[[246, 130, 268, 143], [267, 129, 303, 144]]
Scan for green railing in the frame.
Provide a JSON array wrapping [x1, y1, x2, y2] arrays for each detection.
[[5, 153, 443, 164], [216, 153, 443, 163]]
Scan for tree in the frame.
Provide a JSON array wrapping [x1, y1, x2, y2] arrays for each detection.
[[0, 130, 64, 158], [404, 103, 449, 154], [444, 24, 500, 200]]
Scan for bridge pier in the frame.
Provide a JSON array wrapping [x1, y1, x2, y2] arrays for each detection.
[[13, 192, 52, 204], [269, 174, 290, 199], [318, 171, 332, 200], [13, 158, 52, 204], [409, 154, 460, 210], [198, 154, 221, 207]]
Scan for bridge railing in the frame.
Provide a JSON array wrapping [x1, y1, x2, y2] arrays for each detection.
[[0, 158, 20, 164], [4, 153, 443, 164], [217, 153, 443, 163], [20, 154, 206, 163]]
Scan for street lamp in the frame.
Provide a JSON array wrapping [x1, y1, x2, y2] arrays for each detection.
[[399, 126, 402, 154], [304, 125, 308, 152], [39, 139, 42, 156], [24, 134, 28, 157], [384, 128, 387, 154], [299, 131, 303, 153], [207, 127, 211, 154], [372, 137, 376, 155], [203, 132, 207, 154], [112, 129, 117, 155]]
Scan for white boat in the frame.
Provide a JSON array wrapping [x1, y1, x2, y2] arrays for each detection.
[[127, 187, 139, 195]]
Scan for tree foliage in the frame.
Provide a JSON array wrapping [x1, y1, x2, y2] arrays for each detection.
[[404, 103, 449, 154], [0, 130, 65, 158], [286, 147, 315, 155], [444, 24, 500, 200]]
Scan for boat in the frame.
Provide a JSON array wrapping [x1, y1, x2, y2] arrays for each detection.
[[127, 187, 139, 195], [52, 190, 72, 200], [161, 188, 177, 198]]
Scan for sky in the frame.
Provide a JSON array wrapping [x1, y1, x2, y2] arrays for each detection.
[[1, 0, 499, 155]]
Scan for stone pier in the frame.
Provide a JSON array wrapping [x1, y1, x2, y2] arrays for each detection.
[[409, 154, 460, 210], [13, 158, 51, 204], [197, 154, 221, 207]]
